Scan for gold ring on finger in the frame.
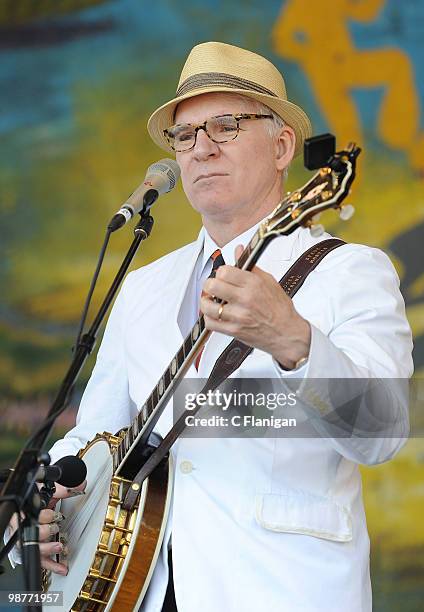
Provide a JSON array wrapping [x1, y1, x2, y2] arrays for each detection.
[[217, 303, 225, 321]]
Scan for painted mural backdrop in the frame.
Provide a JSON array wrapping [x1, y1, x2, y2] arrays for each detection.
[[0, 0, 423, 608]]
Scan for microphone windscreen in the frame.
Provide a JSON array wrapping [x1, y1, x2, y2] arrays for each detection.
[[55, 456, 87, 488], [150, 158, 181, 190]]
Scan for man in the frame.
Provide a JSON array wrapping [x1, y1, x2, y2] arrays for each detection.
[[10, 42, 413, 611]]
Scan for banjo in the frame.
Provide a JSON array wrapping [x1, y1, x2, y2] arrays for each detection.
[[44, 142, 360, 611]]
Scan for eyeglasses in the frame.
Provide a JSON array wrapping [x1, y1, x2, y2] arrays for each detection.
[[163, 113, 273, 152]]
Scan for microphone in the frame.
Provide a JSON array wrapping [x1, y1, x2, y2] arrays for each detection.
[[108, 158, 181, 232], [0, 456, 87, 488], [34, 455, 87, 488]]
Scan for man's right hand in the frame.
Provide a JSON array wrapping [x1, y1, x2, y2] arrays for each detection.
[[9, 479, 87, 576]]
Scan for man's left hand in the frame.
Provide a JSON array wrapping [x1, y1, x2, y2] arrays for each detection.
[[201, 245, 311, 370]]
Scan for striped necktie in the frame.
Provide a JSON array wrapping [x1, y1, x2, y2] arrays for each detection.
[[194, 248, 225, 370], [208, 248, 225, 278]]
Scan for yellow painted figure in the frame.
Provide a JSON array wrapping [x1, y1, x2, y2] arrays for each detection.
[[273, 0, 424, 173]]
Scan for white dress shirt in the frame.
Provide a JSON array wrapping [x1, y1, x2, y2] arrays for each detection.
[[177, 222, 261, 338]]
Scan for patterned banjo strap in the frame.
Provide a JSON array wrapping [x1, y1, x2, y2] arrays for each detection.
[[122, 238, 346, 511]]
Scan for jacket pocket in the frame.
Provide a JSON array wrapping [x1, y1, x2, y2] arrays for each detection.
[[255, 491, 353, 542]]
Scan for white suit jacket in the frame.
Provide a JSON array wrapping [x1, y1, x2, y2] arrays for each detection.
[[49, 226, 413, 612]]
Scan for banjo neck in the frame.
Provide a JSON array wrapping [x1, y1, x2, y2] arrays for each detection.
[[111, 223, 274, 477]]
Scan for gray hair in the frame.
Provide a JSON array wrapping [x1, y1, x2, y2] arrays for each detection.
[[231, 93, 290, 184]]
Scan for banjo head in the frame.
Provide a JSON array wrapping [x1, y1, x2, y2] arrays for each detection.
[[45, 434, 171, 611], [48, 437, 114, 611]]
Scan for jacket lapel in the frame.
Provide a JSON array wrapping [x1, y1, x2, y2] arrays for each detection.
[[175, 228, 204, 331]]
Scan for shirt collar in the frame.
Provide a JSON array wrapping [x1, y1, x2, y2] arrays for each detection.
[[201, 220, 263, 273]]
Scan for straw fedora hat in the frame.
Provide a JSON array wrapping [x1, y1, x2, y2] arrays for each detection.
[[147, 41, 312, 157]]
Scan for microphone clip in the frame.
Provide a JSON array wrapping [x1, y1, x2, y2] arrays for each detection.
[[38, 479, 56, 511]]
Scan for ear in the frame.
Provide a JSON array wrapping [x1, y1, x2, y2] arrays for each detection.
[[274, 124, 296, 172]]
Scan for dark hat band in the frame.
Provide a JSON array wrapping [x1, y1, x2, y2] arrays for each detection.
[[176, 72, 278, 98]]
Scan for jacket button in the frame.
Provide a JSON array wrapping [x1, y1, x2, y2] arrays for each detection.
[[180, 460, 193, 474]]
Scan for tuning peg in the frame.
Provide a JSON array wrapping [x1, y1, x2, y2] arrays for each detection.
[[339, 204, 355, 221], [310, 224, 325, 237]]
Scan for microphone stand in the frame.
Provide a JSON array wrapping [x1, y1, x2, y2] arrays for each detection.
[[0, 213, 154, 608]]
